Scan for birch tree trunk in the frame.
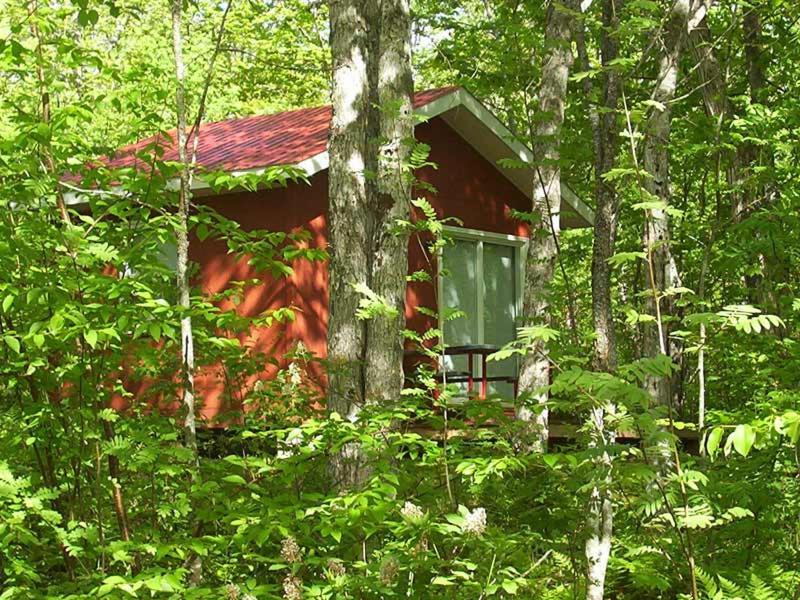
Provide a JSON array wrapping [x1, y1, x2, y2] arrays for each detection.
[[171, 0, 202, 584], [585, 1, 622, 596], [171, 0, 197, 466], [516, 0, 576, 452], [327, 0, 375, 488], [364, 0, 413, 406]]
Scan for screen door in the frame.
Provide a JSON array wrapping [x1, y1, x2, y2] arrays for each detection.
[[440, 229, 523, 398]]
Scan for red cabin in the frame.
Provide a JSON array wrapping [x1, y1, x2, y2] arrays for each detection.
[[77, 87, 593, 421]]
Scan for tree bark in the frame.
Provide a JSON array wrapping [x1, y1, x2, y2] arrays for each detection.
[[740, 4, 782, 314], [364, 0, 413, 406], [327, 0, 413, 487], [735, 6, 762, 224], [171, 0, 198, 467], [585, 1, 623, 597], [689, 12, 757, 223], [641, 0, 708, 414], [517, 0, 576, 452], [743, 8, 766, 106], [327, 0, 376, 488]]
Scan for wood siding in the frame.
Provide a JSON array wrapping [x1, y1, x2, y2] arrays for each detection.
[[180, 116, 532, 420]]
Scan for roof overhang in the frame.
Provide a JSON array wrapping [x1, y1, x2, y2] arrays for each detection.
[[248, 88, 593, 228], [417, 88, 594, 229]]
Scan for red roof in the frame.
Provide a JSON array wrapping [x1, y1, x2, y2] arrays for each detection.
[[104, 86, 458, 175]]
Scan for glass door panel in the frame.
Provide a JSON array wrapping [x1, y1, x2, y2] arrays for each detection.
[[440, 234, 520, 400], [441, 239, 478, 385], [483, 242, 516, 397]]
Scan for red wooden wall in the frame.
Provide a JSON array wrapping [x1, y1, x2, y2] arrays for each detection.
[[185, 116, 532, 420]]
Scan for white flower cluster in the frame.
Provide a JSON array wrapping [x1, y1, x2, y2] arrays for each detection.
[[280, 536, 302, 564], [276, 429, 304, 460], [224, 583, 240, 599], [282, 575, 303, 600], [400, 501, 424, 523], [462, 507, 487, 536], [379, 556, 399, 585], [326, 558, 346, 578], [223, 584, 256, 600], [285, 361, 303, 388]]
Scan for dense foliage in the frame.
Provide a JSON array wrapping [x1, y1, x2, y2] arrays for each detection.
[[1, 0, 799, 598]]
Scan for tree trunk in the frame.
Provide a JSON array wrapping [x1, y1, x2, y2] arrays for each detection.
[[585, 1, 623, 597], [364, 0, 413, 406], [327, 0, 414, 488], [327, 0, 375, 488], [171, 0, 203, 583], [690, 11, 760, 225], [741, 5, 782, 314], [517, 0, 576, 452], [171, 0, 198, 467], [737, 6, 763, 223], [641, 0, 707, 416]]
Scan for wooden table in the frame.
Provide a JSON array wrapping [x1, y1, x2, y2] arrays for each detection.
[[405, 344, 518, 399], [443, 344, 501, 399]]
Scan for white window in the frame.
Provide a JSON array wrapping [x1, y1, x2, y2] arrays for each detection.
[[438, 226, 527, 399], [121, 235, 177, 278]]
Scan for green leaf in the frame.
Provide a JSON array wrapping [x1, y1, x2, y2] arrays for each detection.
[[729, 424, 756, 457], [432, 576, 456, 586], [542, 454, 560, 469], [222, 474, 247, 485], [502, 580, 520, 594], [705, 427, 724, 459], [445, 513, 465, 527], [632, 200, 667, 212], [4, 335, 20, 354], [84, 330, 98, 349], [607, 251, 646, 267]]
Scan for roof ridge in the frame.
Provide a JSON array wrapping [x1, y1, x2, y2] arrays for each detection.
[[96, 85, 462, 171], [140, 85, 461, 137]]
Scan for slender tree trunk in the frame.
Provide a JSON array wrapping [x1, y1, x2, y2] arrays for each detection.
[[171, 0, 197, 466], [743, 8, 766, 106], [327, 0, 375, 488], [690, 11, 760, 225], [101, 420, 132, 543], [517, 0, 576, 452], [691, 16, 732, 122], [28, 0, 70, 225], [641, 0, 708, 416], [640, 13, 708, 597], [364, 0, 413, 406], [740, 5, 782, 315], [585, 1, 623, 596], [688, 13, 727, 432], [737, 6, 763, 225], [171, 0, 202, 583]]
